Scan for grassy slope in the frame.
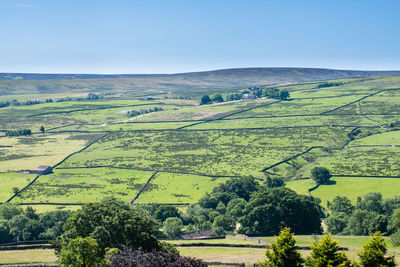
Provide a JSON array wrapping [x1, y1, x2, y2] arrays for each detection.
[[1, 75, 400, 207]]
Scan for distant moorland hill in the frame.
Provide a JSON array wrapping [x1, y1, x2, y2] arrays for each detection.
[[1, 67, 400, 95]]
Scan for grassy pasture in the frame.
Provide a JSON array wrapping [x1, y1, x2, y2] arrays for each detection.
[[187, 114, 400, 130], [0, 172, 37, 202], [46, 104, 181, 125], [349, 130, 400, 146], [330, 89, 400, 115], [58, 128, 350, 178], [227, 95, 368, 118], [135, 172, 229, 204], [132, 100, 270, 122], [57, 121, 199, 131], [287, 177, 400, 206], [0, 116, 78, 131], [0, 99, 157, 117], [15, 167, 154, 204], [0, 132, 104, 172], [0, 249, 57, 264], [305, 146, 400, 177]]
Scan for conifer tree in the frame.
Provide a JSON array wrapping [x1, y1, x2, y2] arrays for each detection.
[[258, 227, 303, 267], [358, 232, 395, 267], [305, 235, 351, 267]]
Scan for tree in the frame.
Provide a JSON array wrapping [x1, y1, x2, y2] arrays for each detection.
[[311, 167, 332, 185], [58, 237, 104, 267], [346, 210, 388, 236], [0, 222, 12, 244], [279, 90, 290, 100], [200, 95, 212, 105], [12, 187, 19, 195], [212, 215, 235, 234], [154, 205, 180, 222], [226, 198, 247, 218], [326, 212, 349, 235], [212, 177, 260, 201], [258, 227, 303, 267], [59, 203, 159, 252], [388, 208, 400, 234], [358, 232, 395, 267], [212, 93, 224, 103], [264, 177, 285, 188], [163, 217, 183, 239], [0, 203, 23, 220], [305, 235, 351, 267], [8, 214, 29, 241], [239, 187, 322, 235], [40, 126, 45, 133], [329, 196, 354, 216]]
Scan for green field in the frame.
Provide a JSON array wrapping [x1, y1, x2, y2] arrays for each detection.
[[287, 177, 400, 206], [0, 75, 398, 208]]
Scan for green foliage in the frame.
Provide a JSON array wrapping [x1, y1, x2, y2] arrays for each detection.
[[226, 198, 247, 218], [258, 227, 303, 267], [212, 177, 260, 202], [390, 230, 400, 247], [155, 205, 180, 222], [239, 187, 322, 235], [200, 95, 212, 105], [212, 93, 224, 103], [388, 208, 400, 234], [163, 217, 183, 239], [0, 203, 23, 220], [305, 235, 351, 267], [60, 203, 160, 252], [264, 177, 285, 188], [346, 210, 388, 236], [58, 237, 104, 267], [326, 212, 349, 235], [330, 196, 354, 216], [358, 232, 395, 267], [311, 167, 332, 185], [212, 215, 235, 234], [0, 222, 12, 243]]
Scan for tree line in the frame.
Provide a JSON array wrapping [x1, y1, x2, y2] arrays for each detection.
[[200, 87, 290, 105], [126, 106, 164, 118], [0, 93, 103, 109], [0, 204, 70, 243]]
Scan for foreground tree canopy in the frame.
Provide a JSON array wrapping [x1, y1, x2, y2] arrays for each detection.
[[239, 187, 322, 235], [59, 203, 160, 252]]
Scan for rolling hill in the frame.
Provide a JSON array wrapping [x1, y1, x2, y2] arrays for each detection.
[[1, 67, 400, 95]]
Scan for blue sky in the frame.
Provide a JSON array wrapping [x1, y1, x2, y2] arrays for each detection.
[[1, 0, 399, 73]]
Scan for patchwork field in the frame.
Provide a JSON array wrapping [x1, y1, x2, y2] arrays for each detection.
[[0, 75, 399, 209]]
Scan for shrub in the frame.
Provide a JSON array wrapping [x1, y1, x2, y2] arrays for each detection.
[[107, 246, 207, 267]]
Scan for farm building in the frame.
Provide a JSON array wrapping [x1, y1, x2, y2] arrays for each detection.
[[241, 93, 257, 100], [180, 231, 219, 240], [28, 165, 52, 175]]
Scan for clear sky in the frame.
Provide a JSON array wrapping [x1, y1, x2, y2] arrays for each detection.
[[1, 0, 400, 74]]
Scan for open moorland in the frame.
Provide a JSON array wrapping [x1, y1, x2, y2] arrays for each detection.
[[0, 73, 399, 211]]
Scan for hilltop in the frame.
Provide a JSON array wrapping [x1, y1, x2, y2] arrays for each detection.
[[1, 67, 400, 95]]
